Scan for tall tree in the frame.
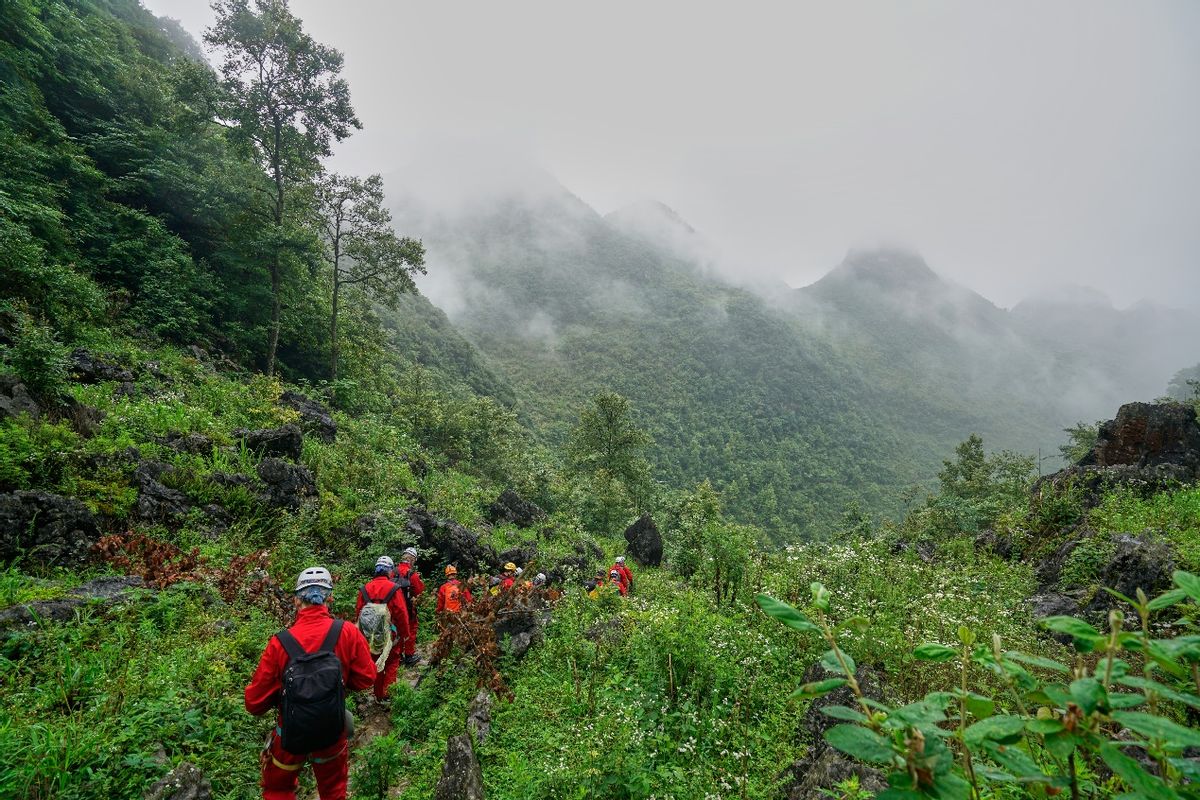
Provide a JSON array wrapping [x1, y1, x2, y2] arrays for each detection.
[[204, 0, 359, 375], [567, 391, 654, 514], [314, 172, 425, 379]]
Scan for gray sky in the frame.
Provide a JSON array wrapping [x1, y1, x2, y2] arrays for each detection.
[[145, 0, 1200, 309]]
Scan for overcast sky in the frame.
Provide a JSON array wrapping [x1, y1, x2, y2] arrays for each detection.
[[145, 0, 1200, 309]]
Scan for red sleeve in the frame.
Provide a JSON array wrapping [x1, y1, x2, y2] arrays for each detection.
[[244, 636, 284, 716], [388, 590, 411, 643], [410, 571, 425, 596], [463, 586, 473, 604], [436, 585, 446, 612], [337, 624, 377, 692], [354, 586, 365, 618]]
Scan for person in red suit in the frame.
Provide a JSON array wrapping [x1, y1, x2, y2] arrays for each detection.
[[395, 547, 425, 665], [354, 555, 412, 701], [436, 565, 472, 613], [244, 566, 375, 800], [611, 556, 634, 593]]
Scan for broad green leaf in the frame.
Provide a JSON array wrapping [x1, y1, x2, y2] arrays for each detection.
[[838, 615, 870, 632], [1104, 586, 1140, 609], [1117, 676, 1200, 710], [1108, 693, 1147, 710], [1041, 616, 1102, 638], [820, 704, 868, 723], [928, 771, 973, 798], [965, 694, 995, 720], [981, 740, 1048, 781], [1168, 757, 1200, 782], [755, 595, 818, 633], [1069, 677, 1108, 715], [1043, 685, 1073, 708], [791, 678, 847, 700], [820, 648, 856, 677], [1025, 718, 1065, 734], [810, 581, 831, 611], [823, 723, 897, 765], [913, 643, 957, 662], [876, 790, 924, 800], [1043, 730, 1080, 760], [1148, 588, 1188, 611], [1111, 711, 1200, 748], [1004, 650, 1070, 674], [1100, 742, 1181, 800], [1173, 570, 1200, 603], [963, 714, 1024, 745]]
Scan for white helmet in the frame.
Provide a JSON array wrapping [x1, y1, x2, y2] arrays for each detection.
[[375, 555, 395, 571], [296, 566, 334, 592], [533, 573, 547, 586], [615, 556, 626, 564], [515, 567, 524, 577], [402, 547, 419, 561]]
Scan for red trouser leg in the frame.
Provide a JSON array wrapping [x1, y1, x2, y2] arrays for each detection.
[[403, 617, 418, 656], [261, 729, 348, 800], [310, 738, 350, 800], [374, 647, 402, 700]]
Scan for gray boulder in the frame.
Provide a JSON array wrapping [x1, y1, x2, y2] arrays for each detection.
[[0, 576, 149, 629], [134, 461, 190, 522], [466, 690, 492, 746], [234, 424, 304, 462], [70, 348, 134, 384], [256, 458, 316, 510], [0, 491, 99, 567], [0, 375, 40, 420], [433, 734, 485, 800], [144, 762, 211, 800], [157, 432, 214, 456], [779, 664, 888, 800], [406, 508, 499, 574], [623, 513, 662, 567], [1084, 532, 1174, 615], [279, 391, 337, 443], [486, 489, 546, 528]]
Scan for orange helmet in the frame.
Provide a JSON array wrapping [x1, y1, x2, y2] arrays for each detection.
[[445, 565, 458, 576]]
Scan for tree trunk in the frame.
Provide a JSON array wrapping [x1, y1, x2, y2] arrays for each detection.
[[266, 121, 284, 376], [266, 254, 281, 376], [330, 274, 340, 380]]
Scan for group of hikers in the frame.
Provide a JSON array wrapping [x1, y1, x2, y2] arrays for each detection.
[[242, 549, 636, 799]]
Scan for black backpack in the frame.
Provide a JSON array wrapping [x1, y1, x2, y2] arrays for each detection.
[[275, 620, 346, 754], [393, 570, 415, 619]]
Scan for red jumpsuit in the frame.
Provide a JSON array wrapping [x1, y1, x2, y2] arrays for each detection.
[[244, 605, 375, 800], [499, 575, 515, 591], [610, 577, 628, 596], [354, 575, 412, 699], [395, 562, 424, 657], [611, 563, 634, 593], [436, 578, 472, 612]]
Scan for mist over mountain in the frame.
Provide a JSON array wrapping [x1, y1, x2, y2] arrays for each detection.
[[381, 161, 1200, 536]]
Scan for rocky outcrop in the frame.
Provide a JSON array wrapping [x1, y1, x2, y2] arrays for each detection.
[[1038, 402, 1200, 506], [485, 489, 545, 528], [0, 375, 40, 420], [623, 513, 662, 567], [256, 458, 316, 510], [234, 425, 304, 462], [0, 576, 149, 629], [406, 509, 499, 574], [1034, 531, 1175, 618], [156, 432, 214, 456], [144, 762, 211, 800], [499, 541, 538, 569], [0, 491, 99, 567], [433, 734, 485, 800], [466, 690, 492, 746], [279, 391, 337, 443], [70, 348, 134, 384], [779, 664, 888, 800], [134, 461, 190, 521]]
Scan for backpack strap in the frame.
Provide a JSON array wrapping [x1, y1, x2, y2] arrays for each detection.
[[360, 586, 370, 605], [318, 619, 343, 653], [275, 629, 306, 662], [383, 584, 402, 604]]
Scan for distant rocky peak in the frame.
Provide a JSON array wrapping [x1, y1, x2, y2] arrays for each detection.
[[827, 248, 941, 291]]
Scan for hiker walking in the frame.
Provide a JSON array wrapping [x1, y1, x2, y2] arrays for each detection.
[[611, 556, 634, 593], [354, 556, 412, 702], [609, 569, 628, 596], [395, 547, 425, 666], [244, 566, 375, 800], [498, 562, 518, 592], [436, 565, 472, 613]]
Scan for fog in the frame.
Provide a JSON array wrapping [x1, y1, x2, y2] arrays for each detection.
[[146, 0, 1200, 310]]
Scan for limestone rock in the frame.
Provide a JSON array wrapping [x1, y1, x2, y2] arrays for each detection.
[[486, 489, 546, 528], [623, 513, 662, 567], [0, 576, 148, 629], [0, 375, 40, 420], [144, 762, 212, 800], [256, 458, 315, 510], [234, 424, 303, 462], [70, 348, 134, 384], [0, 491, 99, 567], [433, 734, 485, 800], [279, 391, 337, 443]]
